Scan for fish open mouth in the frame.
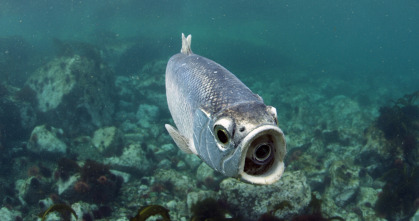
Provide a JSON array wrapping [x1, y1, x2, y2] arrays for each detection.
[[239, 125, 286, 184]]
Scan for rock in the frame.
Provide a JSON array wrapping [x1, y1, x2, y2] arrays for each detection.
[[15, 177, 51, 205], [104, 143, 151, 175], [38, 197, 54, 211], [327, 160, 360, 207], [92, 126, 124, 156], [26, 54, 116, 137], [219, 171, 311, 220], [114, 60, 167, 113], [57, 174, 79, 195], [183, 154, 202, 171], [154, 143, 176, 158], [176, 160, 187, 170], [356, 187, 383, 221], [137, 104, 159, 129], [186, 190, 218, 212], [411, 209, 419, 221], [196, 163, 223, 190], [110, 169, 131, 183], [154, 169, 197, 198], [27, 125, 67, 154], [0, 207, 22, 221], [71, 201, 97, 221]]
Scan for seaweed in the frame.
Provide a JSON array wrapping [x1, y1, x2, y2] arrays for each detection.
[[375, 165, 419, 220], [130, 205, 171, 221], [373, 91, 419, 220], [38, 203, 78, 221], [376, 90, 419, 160]]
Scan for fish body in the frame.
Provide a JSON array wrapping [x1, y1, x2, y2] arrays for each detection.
[[165, 34, 286, 184]]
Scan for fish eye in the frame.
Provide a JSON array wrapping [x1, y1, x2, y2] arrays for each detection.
[[214, 125, 229, 144]]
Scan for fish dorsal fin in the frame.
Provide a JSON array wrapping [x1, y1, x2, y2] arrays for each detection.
[[165, 124, 196, 154], [181, 33, 192, 55]]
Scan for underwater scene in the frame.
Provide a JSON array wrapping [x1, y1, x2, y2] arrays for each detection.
[[0, 0, 418, 220]]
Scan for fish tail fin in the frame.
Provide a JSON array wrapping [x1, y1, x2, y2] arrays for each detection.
[[181, 33, 192, 55]]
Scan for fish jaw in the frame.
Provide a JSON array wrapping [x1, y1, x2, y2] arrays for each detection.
[[231, 124, 286, 184]]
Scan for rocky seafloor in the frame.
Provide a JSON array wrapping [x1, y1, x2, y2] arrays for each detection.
[[0, 37, 418, 221]]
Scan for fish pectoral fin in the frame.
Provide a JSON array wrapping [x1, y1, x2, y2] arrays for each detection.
[[165, 124, 194, 154]]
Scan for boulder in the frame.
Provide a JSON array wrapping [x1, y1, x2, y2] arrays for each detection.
[[25, 54, 116, 137], [219, 171, 311, 220], [0, 207, 22, 221], [27, 125, 67, 154], [92, 126, 124, 157]]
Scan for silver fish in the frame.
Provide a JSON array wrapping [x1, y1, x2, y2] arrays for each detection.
[[165, 34, 286, 184]]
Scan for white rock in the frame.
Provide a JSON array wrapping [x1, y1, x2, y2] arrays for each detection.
[[92, 126, 124, 156], [71, 201, 96, 221], [104, 143, 151, 173], [27, 125, 67, 154], [110, 169, 131, 183], [0, 207, 22, 221], [27, 56, 77, 112]]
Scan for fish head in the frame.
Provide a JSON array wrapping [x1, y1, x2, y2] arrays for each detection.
[[193, 102, 286, 185]]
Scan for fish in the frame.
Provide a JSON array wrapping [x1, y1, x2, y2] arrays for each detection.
[[165, 33, 286, 184]]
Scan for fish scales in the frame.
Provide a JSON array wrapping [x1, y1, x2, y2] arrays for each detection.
[[167, 53, 261, 127]]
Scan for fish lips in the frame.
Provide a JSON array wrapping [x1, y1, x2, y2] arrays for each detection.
[[223, 124, 286, 184]]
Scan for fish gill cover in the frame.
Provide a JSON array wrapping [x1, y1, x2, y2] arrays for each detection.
[[0, 0, 418, 220]]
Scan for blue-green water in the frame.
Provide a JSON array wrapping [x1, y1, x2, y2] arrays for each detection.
[[0, 1, 418, 220]]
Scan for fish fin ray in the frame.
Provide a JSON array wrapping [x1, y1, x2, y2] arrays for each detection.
[[165, 124, 194, 154], [181, 33, 192, 55]]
